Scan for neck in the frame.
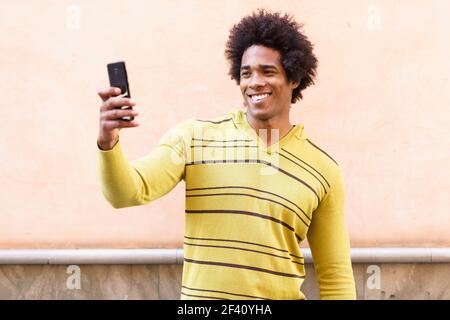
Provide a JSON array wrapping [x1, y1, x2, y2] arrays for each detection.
[[245, 109, 293, 147]]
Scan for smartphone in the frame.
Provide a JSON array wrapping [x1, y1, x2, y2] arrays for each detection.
[[107, 61, 134, 121]]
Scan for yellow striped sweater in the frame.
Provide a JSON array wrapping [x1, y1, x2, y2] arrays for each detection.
[[98, 109, 356, 300]]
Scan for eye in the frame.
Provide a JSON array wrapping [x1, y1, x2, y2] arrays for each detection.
[[241, 71, 250, 78]]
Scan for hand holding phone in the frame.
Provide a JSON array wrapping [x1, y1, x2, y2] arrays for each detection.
[[96, 61, 139, 150]]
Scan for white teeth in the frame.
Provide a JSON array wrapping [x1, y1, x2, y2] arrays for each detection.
[[250, 93, 270, 102]]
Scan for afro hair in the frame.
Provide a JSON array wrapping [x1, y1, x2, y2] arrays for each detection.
[[225, 9, 318, 103]]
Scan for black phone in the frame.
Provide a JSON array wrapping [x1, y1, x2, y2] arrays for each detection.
[[107, 61, 134, 121]]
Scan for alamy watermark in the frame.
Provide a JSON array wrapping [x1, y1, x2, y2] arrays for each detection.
[[166, 124, 284, 176], [66, 265, 81, 290], [366, 264, 381, 290], [366, 5, 382, 30], [66, 4, 81, 30]]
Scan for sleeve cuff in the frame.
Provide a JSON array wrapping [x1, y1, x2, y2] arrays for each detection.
[[97, 138, 120, 152]]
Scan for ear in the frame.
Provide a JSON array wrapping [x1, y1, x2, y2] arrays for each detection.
[[291, 80, 300, 90]]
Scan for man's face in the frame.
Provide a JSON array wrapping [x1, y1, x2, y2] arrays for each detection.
[[240, 45, 299, 121]]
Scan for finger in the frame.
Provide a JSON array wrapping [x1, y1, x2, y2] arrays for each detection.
[[97, 87, 122, 102], [102, 97, 136, 111], [102, 119, 140, 130], [102, 108, 139, 121]]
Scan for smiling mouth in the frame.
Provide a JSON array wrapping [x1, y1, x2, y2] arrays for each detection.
[[248, 93, 272, 104]]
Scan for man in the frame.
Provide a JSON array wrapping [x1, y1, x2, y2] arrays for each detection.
[[97, 9, 356, 300]]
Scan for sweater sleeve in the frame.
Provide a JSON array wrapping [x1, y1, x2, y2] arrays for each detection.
[[306, 166, 356, 300], [97, 121, 192, 209]]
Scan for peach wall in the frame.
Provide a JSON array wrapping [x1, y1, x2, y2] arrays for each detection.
[[1, 0, 449, 248]]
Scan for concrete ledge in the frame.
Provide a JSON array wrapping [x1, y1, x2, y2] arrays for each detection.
[[0, 248, 449, 264]]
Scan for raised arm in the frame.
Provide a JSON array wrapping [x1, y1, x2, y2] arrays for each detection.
[[96, 86, 190, 209]]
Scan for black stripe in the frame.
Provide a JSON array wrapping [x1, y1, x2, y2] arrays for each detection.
[[306, 139, 339, 166], [184, 258, 305, 279], [184, 241, 303, 264], [186, 186, 310, 221], [182, 285, 270, 300], [181, 291, 227, 300], [190, 145, 258, 148], [195, 117, 233, 124], [184, 235, 304, 262], [192, 138, 253, 142], [277, 152, 328, 193], [186, 192, 310, 226], [280, 147, 331, 187], [289, 253, 303, 259], [185, 159, 320, 203], [185, 209, 302, 242]]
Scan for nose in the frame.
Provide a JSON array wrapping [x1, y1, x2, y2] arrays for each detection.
[[248, 72, 266, 89]]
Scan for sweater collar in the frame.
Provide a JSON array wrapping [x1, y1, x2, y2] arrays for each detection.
[[230, 109, 307, 141]]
